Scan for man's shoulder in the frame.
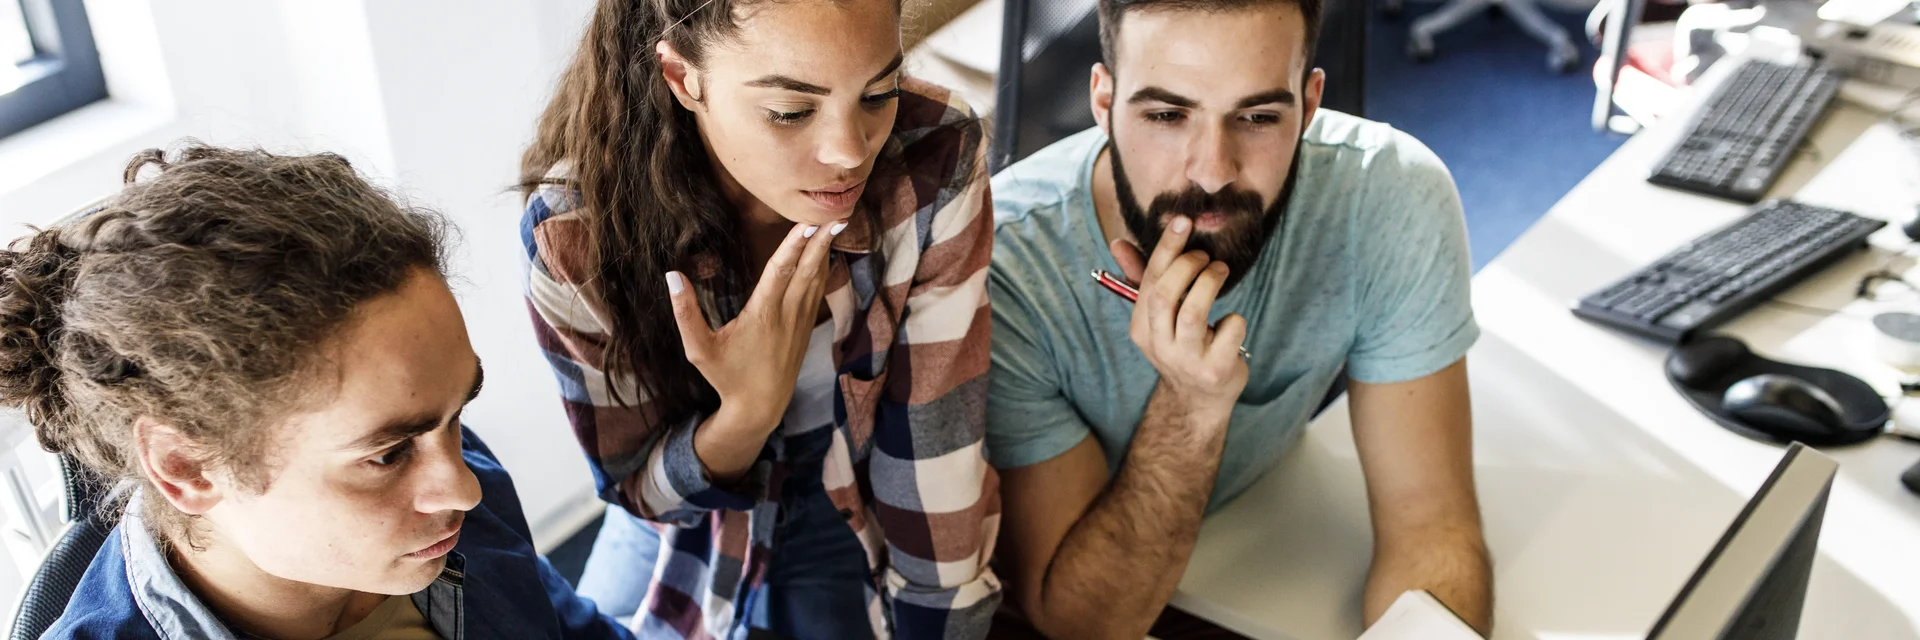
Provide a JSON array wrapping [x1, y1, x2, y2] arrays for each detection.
[[991, 127, 1104, 225], [1302, 109, 1449, 182], [1298, 110, 1458, 230], [460, 427, 520, 511], [989, 128, 1105, 275], [43, 527, 163, 640]]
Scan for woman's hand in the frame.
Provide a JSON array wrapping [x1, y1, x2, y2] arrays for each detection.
[[667, 219, 844, 482]]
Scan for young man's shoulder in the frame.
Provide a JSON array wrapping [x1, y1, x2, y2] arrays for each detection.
[[1302, 110, 1450, 183], [987, 127, 1107, 261], [1298, 110, 1460, 236], [41, 527, 163, 640]]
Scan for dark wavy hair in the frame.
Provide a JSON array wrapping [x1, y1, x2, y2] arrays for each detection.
[[519, 0, 899, 425], [1098, 0, 1323, 75], [0, 143, 451, 543]]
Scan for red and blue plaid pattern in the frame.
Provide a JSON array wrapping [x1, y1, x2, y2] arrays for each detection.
[[521, 78, 1001, 639]]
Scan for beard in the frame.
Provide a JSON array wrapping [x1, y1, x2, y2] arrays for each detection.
[[1109, 140, 1300, 294]]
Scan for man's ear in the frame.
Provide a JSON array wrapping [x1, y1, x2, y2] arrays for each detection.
[[134, 417, 223, 516], [657, 40, 704, 111], [1090, 62, 1116, 133], [1301, 67, 1326, 131]]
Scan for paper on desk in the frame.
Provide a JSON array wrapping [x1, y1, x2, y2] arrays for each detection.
[[1355, 590, 1483, 640]]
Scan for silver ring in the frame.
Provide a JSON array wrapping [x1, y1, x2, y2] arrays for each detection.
[[1238, 344, 1251, 361]]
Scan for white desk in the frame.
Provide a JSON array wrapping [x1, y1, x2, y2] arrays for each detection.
[[1172, 65, 1920, 639]]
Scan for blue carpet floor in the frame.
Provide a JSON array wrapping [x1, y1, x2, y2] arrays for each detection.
[[1365, 0, 1628, 270]]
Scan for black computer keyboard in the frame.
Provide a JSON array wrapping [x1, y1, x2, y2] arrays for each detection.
[[1648, 60, 1842, 203], [1573, 201, 1886, 342]]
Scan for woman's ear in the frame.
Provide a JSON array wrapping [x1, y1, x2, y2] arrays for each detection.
[[657, 40, 704, 111], [134, 416, 223, 516]]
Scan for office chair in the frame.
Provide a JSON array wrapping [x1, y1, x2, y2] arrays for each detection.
[[992, 0, 1369, 170], [9, 455, 114, 640], [1383, 0, 1582, 73]]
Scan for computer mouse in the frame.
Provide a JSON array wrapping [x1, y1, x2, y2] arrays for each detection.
[[1903, 459, 1920, 496], [1722, 374, 1848, 439], [1669, 336, 1752, 388]]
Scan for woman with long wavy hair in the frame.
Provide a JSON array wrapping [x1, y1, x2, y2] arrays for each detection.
[[518, 0, 999, 637]]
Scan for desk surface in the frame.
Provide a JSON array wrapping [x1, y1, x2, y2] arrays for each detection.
[[1173, 63, 1920, 640]]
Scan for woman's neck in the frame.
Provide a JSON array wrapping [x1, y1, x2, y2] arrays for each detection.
[[708, 146, 797, 271], [169, 532, 387, 640]]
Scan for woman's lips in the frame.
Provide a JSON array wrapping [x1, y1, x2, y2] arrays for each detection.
[[804, 181, 865, 211]]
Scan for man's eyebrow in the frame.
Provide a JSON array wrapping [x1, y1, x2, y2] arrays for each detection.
[[744, 52, 906, 96], [347, 359, 484, 452], [350, 415, 440, 453], [1127, 86, 1197, 108], [1235, 88, 1296, 109]]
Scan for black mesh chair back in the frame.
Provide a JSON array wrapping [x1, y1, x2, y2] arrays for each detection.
[[10, 455, 114, 640]]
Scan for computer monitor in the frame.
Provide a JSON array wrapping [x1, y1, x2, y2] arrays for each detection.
[[1647, 442, 1839, 640]]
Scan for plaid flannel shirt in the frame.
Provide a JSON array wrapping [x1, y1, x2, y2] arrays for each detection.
[[521, 78, 1001, 640]]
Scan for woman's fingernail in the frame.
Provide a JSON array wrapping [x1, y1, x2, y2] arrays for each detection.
[[1171, 216, 1191, 233], [666, 272, 685, 295], [829, 221, 849, 236], [803, 225, 820, 239]]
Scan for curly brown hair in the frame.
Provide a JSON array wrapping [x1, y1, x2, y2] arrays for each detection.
[[0, 143, 451, 543]]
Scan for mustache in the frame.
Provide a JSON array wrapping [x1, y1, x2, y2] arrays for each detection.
[[1146, 185, 1266, 221]]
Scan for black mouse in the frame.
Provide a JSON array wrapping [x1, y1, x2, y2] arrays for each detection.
[[1723, 374, 1847, 439], [1669, 336, 1752, 388], [1904, 459, 1920, 496], [1905, 205, 1920, 243]]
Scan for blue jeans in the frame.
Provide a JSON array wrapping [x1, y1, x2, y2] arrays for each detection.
[[577, 427, 873, 639], [576, 505, 660, 628]]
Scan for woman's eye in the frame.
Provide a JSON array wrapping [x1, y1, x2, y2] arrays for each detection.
[[768, 109, 815, 124], [861, 88, 902, 108], [371, 440, 415, 467]]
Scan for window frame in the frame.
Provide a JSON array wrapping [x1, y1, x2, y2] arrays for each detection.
[[0, 0, 105, 139]]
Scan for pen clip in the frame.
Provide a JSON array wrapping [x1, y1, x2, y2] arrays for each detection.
[[1091, 269, 1140, 302]]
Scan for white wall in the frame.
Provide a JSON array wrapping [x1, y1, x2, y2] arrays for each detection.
[[0, 0, 605, 548]]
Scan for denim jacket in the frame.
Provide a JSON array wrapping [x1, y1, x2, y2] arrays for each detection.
[[43, 428, 633, 640]]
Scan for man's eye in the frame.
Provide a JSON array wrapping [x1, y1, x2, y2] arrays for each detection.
[[1243, 113, 1281, 126], [1145, 111, 1183, 123], [371, 440, 415, 467]]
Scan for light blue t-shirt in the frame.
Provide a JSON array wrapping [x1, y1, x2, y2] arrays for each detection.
[[986, 110, 1479, 509]]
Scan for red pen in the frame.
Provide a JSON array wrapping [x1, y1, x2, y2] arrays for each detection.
[[1091, 269, 1250, 361], [1092, 269, 1139, 302]]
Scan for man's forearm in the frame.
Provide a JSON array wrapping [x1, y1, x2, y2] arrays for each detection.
[[1029, 386, 1229, 639], [1364, 525, 1493, 635]]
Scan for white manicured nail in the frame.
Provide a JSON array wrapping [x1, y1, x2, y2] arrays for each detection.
[[666, 272, 685, 294], [829, 222, 849, 236], [803, 225, 820, 238]]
